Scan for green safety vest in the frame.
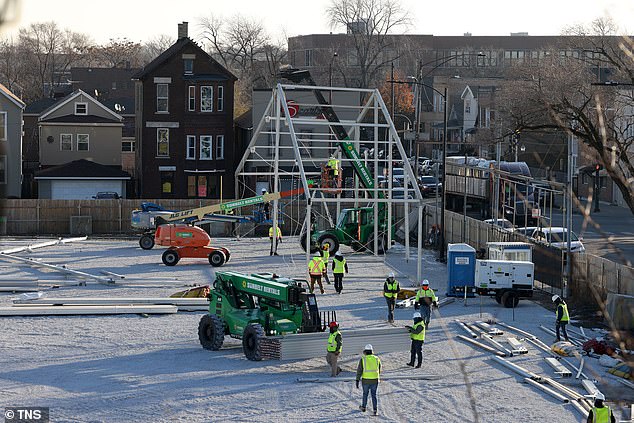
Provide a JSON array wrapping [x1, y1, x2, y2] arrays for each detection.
[[328, 158, 339, 175], [592, 405, 612, 423], [322, 249, 330, 263], [333, 258, 346, 274], [362, 355, 380, 380], [410, 321, 426, 341], [327, 330, 341, 353], [416, 287, 437, 304], [269, 227, 281, 238], [384, 280, 399, 298], [309, 257, 325, 275], [558, 303, 570, 322]]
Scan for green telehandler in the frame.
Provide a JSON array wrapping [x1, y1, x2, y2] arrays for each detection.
[[198, 271, 335, 360]]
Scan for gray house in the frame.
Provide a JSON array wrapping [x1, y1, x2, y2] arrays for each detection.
[[0, 83, 25, 198]]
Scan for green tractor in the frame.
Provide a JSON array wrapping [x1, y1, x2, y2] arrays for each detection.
[[301, 206, 393, 255], [198, 271, 334, 360]]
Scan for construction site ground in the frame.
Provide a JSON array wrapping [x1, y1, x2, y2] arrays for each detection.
[[0, 236, 630, 422]]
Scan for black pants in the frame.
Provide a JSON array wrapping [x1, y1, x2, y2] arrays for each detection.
[[410, 339, 423, 366], [385, 297, 396, 322], [334, 273, 344, 293], [556, 321, 569, 341]]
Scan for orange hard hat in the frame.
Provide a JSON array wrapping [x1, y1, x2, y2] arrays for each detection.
[[328, 321, 338, 328]]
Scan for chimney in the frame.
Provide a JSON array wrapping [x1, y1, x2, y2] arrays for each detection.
[[178, 22, 189, 39]]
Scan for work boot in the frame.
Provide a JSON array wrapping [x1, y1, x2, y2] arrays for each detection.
[[336, 367, 342, 375], [415, 363, 421, 368], [373, 410, 378, 416], [359, 406, 366, 412], [321, 289, 325, 294], [406, 362, 414, 367], [274, 252, 279, 256]]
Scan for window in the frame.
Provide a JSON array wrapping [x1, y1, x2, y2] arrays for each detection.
[[77, 134, 89, 151], [0, 112, 6, 140], [200, 135, 212, 159], [201, 86, 213, 112], [216, 135, 224, 159], [305, 49, 312, 66], [186, 135, 196, 159], [75, 103, 87, 115], [157, 128, 169, 157], [122, 139, 135, 152], [184, 59, 193, 74], [0, 155, 6, 184], [217, 86, 224, 112], [581, 173, 588, 185], [465, 100, 471, 114], [61, 134, 72, 151], [188, 174, 218, 198], [188, 86, 196, 111], [160, 171, 174, 194], [156, 83, 169, 112]]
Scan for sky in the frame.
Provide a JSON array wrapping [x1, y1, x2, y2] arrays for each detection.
[[3, 0, 633, 44]]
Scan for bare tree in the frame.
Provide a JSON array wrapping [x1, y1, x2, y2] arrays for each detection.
[[18, 21, 90, 99], [87, 38, 143, 68], [325, 0, 411, 89], [497, 20, 634, 215]]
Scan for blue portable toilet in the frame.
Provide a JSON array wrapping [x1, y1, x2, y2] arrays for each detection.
[[447, 243, 476, 297]]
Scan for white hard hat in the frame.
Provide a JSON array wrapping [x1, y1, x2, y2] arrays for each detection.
[[364, 344, 373, 351], [594, 392, 605, 401], [551, 294, 560, 302], [422, 279, 429, 285], [261, 188, 267, 193], [413, 312, 422, 319], [388, 272, 395, 278]]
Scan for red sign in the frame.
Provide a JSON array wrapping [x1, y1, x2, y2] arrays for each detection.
[[286, 100, 299, 118]]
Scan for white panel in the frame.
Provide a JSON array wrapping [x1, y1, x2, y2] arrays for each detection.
[[51, 180, 122, 200]]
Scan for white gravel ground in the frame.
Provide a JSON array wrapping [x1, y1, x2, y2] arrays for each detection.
[[0, 236, 629, 422]]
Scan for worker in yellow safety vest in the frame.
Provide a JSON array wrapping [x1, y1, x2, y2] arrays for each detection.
[[414, 279, 437, 328], [326, 321, 342, 377], [268, 225, 282, 256], [383, 273, 400, 323], [355, 344, 381, 416], [586, 392, 615, 423], [308, 254, 326, 294], [327, 155, 340, 176], [321, 243, 331, 284], [405, 312, 426, 368], [552, 294, 570, 342], [332, 252, 348, 294]]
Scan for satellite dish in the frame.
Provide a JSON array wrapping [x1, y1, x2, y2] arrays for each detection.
[[114, 103, 125, 112], [94, 89, 99, 97]]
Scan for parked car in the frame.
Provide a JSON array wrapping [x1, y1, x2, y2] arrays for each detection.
[[377, 176, 402, 189], [515, 226, 538, 238], [93, 191, 121, 199], [530, 227, 585, 252], [418, 176, 442, 197], [484, 218, 515, 231], [392, 188, 414, 199]]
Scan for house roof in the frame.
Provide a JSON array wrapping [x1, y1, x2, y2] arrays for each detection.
[[35, 159, 131, 180], [0, 83, 25, 109], [25, 98, 60, 115], [132, 37, 237, 81], [40, 115, 122, 124], [39, 89, 123, 122]]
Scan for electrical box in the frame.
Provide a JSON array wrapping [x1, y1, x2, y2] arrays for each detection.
[[475, 260, 534, 291], [447, 243, 476, 297], [487, 242, 532, 262]]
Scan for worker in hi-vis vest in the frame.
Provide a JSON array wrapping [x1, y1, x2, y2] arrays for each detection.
[[355, 344, 381, 416], [414, 279, 437, 328], [383, 272, 400, 323], [320, 243, 331, 284], [552, 294, 570, 342], [405, 311, 426, 368], [331, 252, 348, 294], [308, 254, 326, 294], [268, 225, 282, 256], [326, 321, 342, 377], [586, 392, 615, 423]]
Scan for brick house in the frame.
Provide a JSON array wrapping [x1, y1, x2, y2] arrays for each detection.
[[133, 22, 237, 199]]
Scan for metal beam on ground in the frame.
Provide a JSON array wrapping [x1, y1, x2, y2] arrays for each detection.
[[12, 297, 209, 311], [0, 305, 178, 316], [523, 378, 569, 403], [545, 357, 572, 377], [0, 236, 87, 255], [492, 356, 541, 380], [456, 320, 478, 338], [457, 335, 506, 357], [297, 374, 442, 383]]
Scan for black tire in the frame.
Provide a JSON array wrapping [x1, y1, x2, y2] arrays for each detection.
[[501, 291, 519, 308], [242, 323, 265, 361], [198, 314, 225, 350], [162, 249, 179, 266], [495, 291, 503, 304], [317, 234, 339, 255], [367, 234, 388, 254], [139, 234, 154, 250], [208, 250, 226, 267]]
